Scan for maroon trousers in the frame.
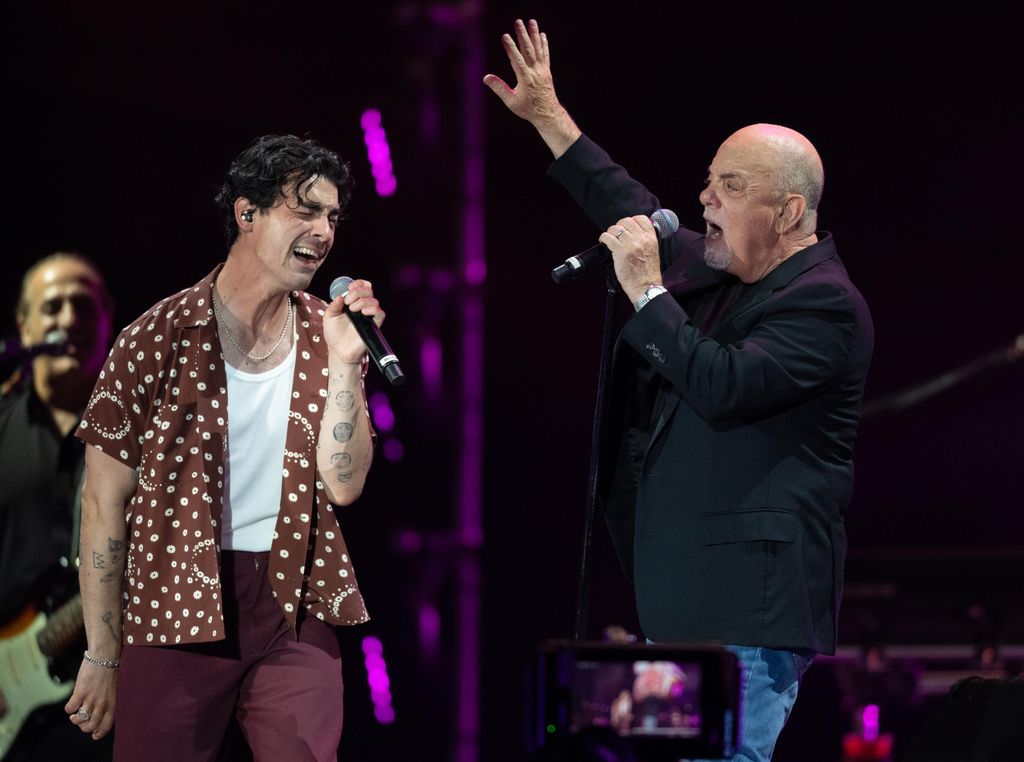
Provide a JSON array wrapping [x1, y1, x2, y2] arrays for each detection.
[[113, 551, 343, 762]]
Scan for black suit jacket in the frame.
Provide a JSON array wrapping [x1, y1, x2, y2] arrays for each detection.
[[549, 135, 874, 654]]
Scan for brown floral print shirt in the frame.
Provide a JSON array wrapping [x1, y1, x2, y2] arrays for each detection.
[[77, 266, 370, 646]]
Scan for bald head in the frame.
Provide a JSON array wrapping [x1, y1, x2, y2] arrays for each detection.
[[17, 252, 112, 322], [723, 124, 824, 233], [16, 252, 115, 405]]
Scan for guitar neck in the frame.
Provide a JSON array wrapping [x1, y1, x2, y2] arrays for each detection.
[[36, 595, 84, 658]]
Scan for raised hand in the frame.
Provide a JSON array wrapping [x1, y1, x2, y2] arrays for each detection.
[[483, 18, 581, 158]]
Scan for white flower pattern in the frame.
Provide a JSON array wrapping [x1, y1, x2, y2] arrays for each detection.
[[77, 266, 370, 646]]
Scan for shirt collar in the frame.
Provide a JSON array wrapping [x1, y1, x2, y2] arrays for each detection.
[[171, 265, 221, 329]]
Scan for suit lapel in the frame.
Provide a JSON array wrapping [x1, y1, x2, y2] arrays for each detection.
[[711, 234, 838, 340], [663, 252, 728, 295], [642, 234, 839, 460]]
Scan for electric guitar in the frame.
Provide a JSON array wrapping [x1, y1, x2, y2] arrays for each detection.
[[0, 594, 83, 758]]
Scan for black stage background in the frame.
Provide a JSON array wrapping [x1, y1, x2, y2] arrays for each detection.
[[3, 3, 1021, 760]]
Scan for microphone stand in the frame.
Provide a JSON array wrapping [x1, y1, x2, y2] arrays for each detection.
[[574, 264, 619, 641]]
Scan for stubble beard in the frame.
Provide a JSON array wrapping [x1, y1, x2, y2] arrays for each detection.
[[703, 242, 732, 271]]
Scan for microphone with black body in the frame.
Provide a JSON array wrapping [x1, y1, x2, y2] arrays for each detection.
[[328, 277, 405, 387], [551, 208, 680, 284], [0, 329, 69, 365]]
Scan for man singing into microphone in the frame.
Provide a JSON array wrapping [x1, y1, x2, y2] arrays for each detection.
[[485, 20, 874, 762], [65, 134, 382, 761]]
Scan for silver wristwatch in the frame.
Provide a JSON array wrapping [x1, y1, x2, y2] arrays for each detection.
[[633, 284, 668, 312]]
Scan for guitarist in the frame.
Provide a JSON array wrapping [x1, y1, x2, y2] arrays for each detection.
[[0, 253, 115, 761]]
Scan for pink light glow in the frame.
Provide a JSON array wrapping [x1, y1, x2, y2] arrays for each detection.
[[464, 259, 486, 285], [420, 335, 442, 400], [362, 636, 382, 656], [861, 704, 880, 741], [361, 634, 396, 726], [368, 671, 391, 692], [382, 438, 404, 462], [373, 705, 396, 725], [360, 108, 397, 198], [369, 392, 395, 433], [419, 604, 441, 664]]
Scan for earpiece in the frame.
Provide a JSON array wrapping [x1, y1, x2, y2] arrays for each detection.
[[241, 210, 254, 223]]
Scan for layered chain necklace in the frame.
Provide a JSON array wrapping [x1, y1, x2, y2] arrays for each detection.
[[212, 289, 294, 366]]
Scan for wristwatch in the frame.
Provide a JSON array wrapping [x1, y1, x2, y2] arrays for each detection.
[[633, 284, 668, 312]]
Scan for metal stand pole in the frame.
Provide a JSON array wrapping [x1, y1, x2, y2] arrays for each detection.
[[574, 266, 620, 641]]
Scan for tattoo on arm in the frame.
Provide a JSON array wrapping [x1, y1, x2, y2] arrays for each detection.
[[332, 422, 354, 442], [101, 610, 120, 643], [100, 537, 125, 583], [330, 452, 352, 467], [335, 390, 355, 412], [92, 552, 106, 569]]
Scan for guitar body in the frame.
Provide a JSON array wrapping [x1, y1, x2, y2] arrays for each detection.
[[0, 599, 82, 759]]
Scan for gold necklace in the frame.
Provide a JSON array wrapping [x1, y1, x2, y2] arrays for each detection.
[[212, 290, 293, 365]]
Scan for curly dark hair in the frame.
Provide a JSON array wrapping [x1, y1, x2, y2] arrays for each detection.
[[214, 134, 354, 244]]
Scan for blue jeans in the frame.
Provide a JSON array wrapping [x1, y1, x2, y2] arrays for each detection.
[[691, 645, 814, 762]]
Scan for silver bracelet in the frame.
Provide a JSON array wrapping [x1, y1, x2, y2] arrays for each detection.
[[83, 650, 120, 669]]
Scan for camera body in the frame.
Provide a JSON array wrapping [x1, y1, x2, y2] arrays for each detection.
[[529, 640, 740, 761]]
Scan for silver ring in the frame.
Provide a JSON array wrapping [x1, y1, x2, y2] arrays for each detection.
[[614, 227, 626, 239], [77, 707, 91, 721]]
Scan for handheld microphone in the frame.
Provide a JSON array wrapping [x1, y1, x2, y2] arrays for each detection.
[[0, 329, 68, 364], [328, 277, 405, 386], [551, 209, 680, 284]]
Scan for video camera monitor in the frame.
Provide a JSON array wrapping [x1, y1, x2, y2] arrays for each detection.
[[530, 640, 739, 761]]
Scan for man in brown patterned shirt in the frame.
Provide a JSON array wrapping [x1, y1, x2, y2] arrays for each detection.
[[64, 135, 383, 761]]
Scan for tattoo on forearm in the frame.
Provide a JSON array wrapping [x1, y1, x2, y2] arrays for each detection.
[[92, 552, 106, 569], [100, 536, 125, 582], [333, 422, 353, 442], [330, 452, 352, 467], [337, 471, 353, 483], [335, 390, 355, 412], [101, 610, 120, 642], [108, 538, 124, 564]]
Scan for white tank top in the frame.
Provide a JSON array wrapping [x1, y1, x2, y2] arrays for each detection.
[[221, 343, 296, 551]]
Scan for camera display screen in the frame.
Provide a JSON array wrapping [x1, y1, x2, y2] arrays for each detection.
[[532, 641, 738, 759], [569, 658, 702, 738]]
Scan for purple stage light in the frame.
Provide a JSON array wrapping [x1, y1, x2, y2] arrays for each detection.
[[368, 670, 390, 692], [360, 110, 381, 130], [419, 603, 441, 664], [373, 705, 396, 725], [382, 438, 404, 462], [361, 635, 396, 725], [861, 704, 880, 741], [362, 636, 382, 657], [427, 269, 456, 292], [396, 528, 422, 553], [360, 108, 397, 197], [396, 264, 423, 288], [369, 392, 395, 433], [464, 259, 487, 285], [456, 24, 486, 754], [420, 335, 442, 400], [375, 175, 397, 197]]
